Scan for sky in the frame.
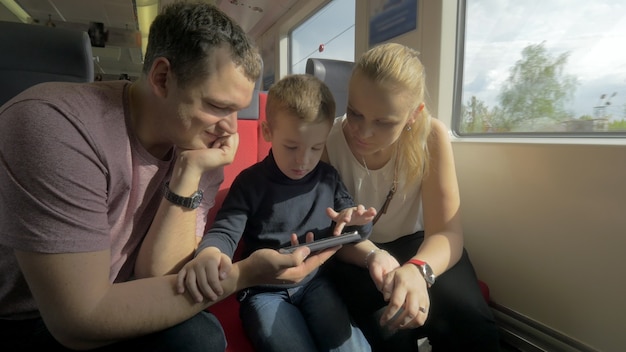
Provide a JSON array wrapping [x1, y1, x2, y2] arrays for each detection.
[[288, 0, 626, 121], [463, 0, 626, 120], [290, 0, 355, 74]]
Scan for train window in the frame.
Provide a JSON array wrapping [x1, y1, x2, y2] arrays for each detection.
[[454, 0, 626, 136], [289, 0, 355, 74]]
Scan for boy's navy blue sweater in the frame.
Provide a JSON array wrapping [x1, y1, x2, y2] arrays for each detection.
[[197, 150, 372, 287]]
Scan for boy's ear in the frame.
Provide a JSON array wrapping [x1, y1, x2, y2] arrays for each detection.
[[261, 120, 272, 142]]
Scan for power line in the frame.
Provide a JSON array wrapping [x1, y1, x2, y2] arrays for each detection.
[[292, 24, 355, 68]]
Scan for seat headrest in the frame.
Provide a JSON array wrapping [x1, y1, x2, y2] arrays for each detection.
[[0, 21, 94, 106], [237, 59, 264, 120], [305, 58, 354, 117]]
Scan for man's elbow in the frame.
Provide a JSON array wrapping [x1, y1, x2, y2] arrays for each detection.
[[48, 325, 110, 351]]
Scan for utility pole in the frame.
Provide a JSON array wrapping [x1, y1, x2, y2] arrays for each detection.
[[594, 92, 617, 118]]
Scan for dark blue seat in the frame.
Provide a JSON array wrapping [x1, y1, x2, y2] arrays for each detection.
[[0, 21, 93, 106], [306, 58, 354, 117]]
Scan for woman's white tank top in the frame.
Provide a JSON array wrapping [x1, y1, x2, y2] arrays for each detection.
[[326, 116, 423, 243]]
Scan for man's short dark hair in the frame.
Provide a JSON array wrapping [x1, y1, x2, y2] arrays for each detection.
[[142, 1, 261, 88]]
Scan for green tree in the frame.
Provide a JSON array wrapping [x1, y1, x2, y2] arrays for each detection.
[[461, 96, 512, 133], [608, 119, 626, 131], [461, 96, 490, 132], [498, 42, 577, 130]]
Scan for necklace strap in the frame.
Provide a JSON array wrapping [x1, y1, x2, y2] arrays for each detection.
[[372, 153, 399, 225]]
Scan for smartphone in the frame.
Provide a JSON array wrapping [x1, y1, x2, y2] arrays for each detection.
[[278, 230, 361, 254]]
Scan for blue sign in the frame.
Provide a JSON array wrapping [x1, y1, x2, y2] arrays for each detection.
[[369, 0, 418, 45]]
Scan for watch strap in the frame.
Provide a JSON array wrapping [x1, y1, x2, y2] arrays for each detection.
[[406, 258, 436, 287], [162, 181, 203, 209], [407, 258, 427, 267]]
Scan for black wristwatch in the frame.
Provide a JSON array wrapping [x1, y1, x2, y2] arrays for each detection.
[[162, 182, 203, 209], [406, 259, 436, 287]]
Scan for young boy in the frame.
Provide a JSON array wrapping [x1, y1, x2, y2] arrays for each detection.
[[177, 74, 375, 351]]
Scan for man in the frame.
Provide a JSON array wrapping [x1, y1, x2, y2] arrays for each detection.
[[0, 2, 334, 351]]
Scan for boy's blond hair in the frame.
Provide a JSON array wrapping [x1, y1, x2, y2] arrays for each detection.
[[266, 74, 336, 126]]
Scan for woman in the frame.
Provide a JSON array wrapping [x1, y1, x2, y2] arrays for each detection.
[[324, 43, 501, 351]]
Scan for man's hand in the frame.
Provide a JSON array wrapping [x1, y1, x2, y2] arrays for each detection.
[[176, 247, 233, 302], [177, 133, 240, 174]]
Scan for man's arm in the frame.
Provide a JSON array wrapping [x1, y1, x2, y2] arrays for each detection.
[[136, 134, 239, 277], [15, 243, 334, 350]]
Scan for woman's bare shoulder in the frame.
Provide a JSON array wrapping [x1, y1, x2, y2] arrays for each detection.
[[427, 118, 452, 148]]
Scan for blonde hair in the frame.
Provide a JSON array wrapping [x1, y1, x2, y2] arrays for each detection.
[[356, 43, 432, 184], [266, 74, 336, 126]]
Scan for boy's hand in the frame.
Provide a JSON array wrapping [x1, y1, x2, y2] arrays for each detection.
[[240, 246, 340, 287], [289, 232, 314, 246], [326, 205, 377, 235], [176, 247, 233, 302]]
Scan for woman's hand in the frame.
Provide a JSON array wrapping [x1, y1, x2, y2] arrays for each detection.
[[366, 249, 400, 289], [378, 263, 431, 330]]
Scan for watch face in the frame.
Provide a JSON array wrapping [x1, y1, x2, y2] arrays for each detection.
[[190, 191, 203, 209], [163, 182, 203, 209], [422, 264, 436, 285]]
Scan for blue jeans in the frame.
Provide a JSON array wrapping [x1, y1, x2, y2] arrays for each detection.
[[239, 276, 371, 352]]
